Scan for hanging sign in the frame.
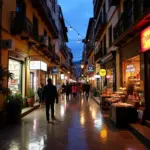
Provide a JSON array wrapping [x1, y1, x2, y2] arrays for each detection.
[[51, 67, 59, 74], [107, 70, 112, 76], [141, 26, 150, 52], [87, 65, 95, 73], [99, 69, 106, 77]]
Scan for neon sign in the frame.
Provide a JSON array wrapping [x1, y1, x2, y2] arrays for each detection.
[[141, 26, 150, 52]]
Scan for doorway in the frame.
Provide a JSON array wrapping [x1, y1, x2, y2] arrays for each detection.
[[144, 51, 150, 119]]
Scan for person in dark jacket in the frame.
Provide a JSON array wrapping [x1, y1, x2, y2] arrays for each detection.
[[37, 84, 44, 108], [65, 82, 70, 101], [85, 82, 90, 101], [43, 78, 58, 122]]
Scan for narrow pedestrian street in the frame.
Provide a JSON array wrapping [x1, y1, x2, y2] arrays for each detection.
[[0, 97, 147, 150]]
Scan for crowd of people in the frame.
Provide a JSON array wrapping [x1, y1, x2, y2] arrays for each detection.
[[37, 79, 90, 123], [61, 82, 90, 100]]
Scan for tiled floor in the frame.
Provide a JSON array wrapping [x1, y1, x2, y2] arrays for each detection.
[[0, 95, 148, 150]]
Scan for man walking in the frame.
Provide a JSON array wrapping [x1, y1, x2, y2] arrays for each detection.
[[85, 82, 90, 101], [65, 82, 70, 101], [43, 78, 58, 123]]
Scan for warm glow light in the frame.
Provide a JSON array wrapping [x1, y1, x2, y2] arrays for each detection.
[[80, 116, 85, 125], [92, 110, 96, 120], [81, 64, 84, 69], [141, 26, 150, 52], [100, 128, 108, 142], [60, 105, 65, 117], [106, 75, 110, 79]]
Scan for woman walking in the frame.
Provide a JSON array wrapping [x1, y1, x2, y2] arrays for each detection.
[[37, 84, 44, 108], [72, 83, 77, 99]]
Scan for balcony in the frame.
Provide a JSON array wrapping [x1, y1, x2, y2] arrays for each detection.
[[39, 39, 55, 58], [94, 0, 103, 19], [86, 43, 94, 58], [60, 45, 68, 58], [39, 36, 48, 47], [10, 11, 39, 44], [31, 0, 58, 39], [60, 63, 68, 71], [95, 13, 107, 41], [110, 0, 120, 6], [54, 53, 60, 65], [113, 0, 150, 46], [48, 44, 55, 56], [94, 48, 103, 62]]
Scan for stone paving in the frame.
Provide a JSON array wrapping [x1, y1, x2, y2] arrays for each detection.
[[0, 96, 148, 150]]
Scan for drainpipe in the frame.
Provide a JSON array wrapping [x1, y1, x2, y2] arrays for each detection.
[[0, 0, 3, 65]]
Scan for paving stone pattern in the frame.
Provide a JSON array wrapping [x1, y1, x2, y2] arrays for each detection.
[[0, 96, 148, 150]]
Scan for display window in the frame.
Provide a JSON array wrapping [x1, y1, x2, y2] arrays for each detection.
[[106, 69, 114, 89], [8, 59, 22, 94], [122, 55, 141, 90]]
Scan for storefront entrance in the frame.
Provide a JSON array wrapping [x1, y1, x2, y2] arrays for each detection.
[[8, 59, 22, 94], [144, 51, 150, 120]]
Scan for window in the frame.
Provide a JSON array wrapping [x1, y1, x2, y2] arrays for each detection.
[[103, 35, 107, 55], [44, 29, 47, 36], [48, 37, 51, 47], [108, 0, 111, 10], [33, 15, 38, 34], [109, 25, 112, 47]]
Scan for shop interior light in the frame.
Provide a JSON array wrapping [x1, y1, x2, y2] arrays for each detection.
[[106, 75, 110, 79]]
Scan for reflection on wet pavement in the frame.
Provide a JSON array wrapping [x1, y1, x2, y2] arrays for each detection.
[[0, 96, 148, 150]]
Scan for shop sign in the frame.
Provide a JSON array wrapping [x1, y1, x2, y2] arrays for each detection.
[[61, 74, 64, 80], [141, 26, 150, 52], [51, 67, 58, 74], [30, 61, 47, 71], [94, 75, 100, 78], [99, 69, 106, 77], [126, 65, 135, 72], [87, 65, 94, 73], [107, 70, 112, 76], [30, 61, 41, 70], [41, 61, 47, 71]]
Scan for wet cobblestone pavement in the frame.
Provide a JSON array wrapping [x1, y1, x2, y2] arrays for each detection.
[[0, 96, 148, 150]]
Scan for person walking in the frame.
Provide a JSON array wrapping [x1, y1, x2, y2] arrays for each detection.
[[43, 78, 58, 123], [37, 84, 44, 108], [65, 82, 70, 101], [56, 82, 61, 98], [72, 83, 77, 99], [85, 82, 90, 101], [77, 83, 82, 99]]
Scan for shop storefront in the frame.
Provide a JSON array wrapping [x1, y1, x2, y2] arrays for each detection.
[[8, 59, 23, 94], [141, 26, 150, 120], [106, 69, 114, 89], [100, 51, 116, 91], [122, 55, 141, 90], [30, 61, 47, 100]]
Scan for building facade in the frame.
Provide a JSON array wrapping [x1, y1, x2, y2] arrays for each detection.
[[91, 0, 150, 120], [0, 0, 73, 108]]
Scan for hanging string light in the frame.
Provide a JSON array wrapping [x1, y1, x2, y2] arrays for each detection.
[[64, 18, 85, 38], [69, 26, 72, 31]]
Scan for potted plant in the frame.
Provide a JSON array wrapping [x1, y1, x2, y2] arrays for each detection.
[[0, 65, 14, 95], [6, 93, 23, 124], [0, 65, 14, 128], [27, 88, 35, 107]]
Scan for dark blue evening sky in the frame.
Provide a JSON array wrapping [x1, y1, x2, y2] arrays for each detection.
[[58, 0, 93, 62]]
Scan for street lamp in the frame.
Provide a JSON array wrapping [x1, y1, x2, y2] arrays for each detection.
[[81, 64, 84, 69]]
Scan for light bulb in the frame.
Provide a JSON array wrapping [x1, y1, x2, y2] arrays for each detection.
[[69, 26, 72, 31]]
